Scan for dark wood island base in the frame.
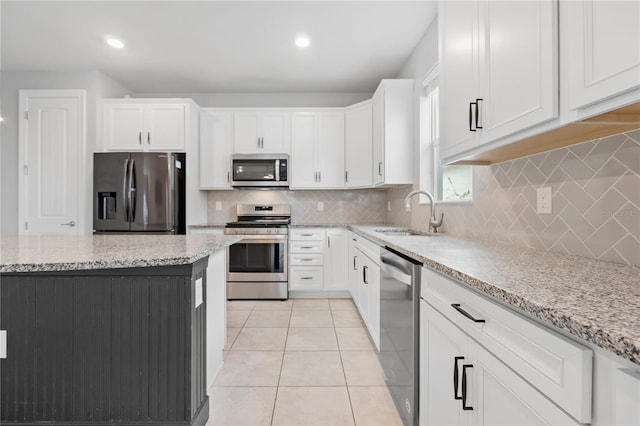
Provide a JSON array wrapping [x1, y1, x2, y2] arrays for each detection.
[[1, 257, 209, 426]]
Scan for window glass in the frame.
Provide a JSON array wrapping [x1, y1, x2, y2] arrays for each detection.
[[421, 67, 472, 202]]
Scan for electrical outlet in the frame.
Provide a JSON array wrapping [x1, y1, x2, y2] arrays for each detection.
[[317, 202, 324, 211], [387, 201, 391, 212], [215, 201, 222, 211], [536, 187, 552, 214]]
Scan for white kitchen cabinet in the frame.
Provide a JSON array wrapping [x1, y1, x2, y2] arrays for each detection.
[[351, 234, 381, 349], [325, 229, 348, 291], [103, 101, 187, 151], [421, 301, 580, 426], [291, 111, 345, 189], [344, 101, 373, 188], [421, 266, 592, 424], [347, 232, 361, 302], [371, 80, 414, 186], [199, 110, 232, 189], [289, 228, 349, 295], [233, 110, 290, 154], [439, 0, 558, 162], [563, 0, 640, 115]]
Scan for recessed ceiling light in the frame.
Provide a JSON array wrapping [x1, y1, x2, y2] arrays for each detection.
[[106, 37, 125, 49], [295, 35, 310, 48]]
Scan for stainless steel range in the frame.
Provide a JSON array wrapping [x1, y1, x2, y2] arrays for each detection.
[[225, 204, 291, 300]]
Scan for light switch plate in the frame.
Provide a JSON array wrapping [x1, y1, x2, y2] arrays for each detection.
[[215, 201, 222, 211], [387, 201, 391, 212], [537, 187, 552, 214], [317, 202, 324, 211]]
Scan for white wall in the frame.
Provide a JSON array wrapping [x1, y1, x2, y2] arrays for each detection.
[[0, 70, 130, 235], [133, 92, 371, 108]]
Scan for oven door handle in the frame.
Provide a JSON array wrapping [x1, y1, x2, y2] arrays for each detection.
[[228, 234, 288, 241], [232, 237, 288, 244]]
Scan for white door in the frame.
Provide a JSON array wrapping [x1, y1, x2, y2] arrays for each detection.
[[439, 0, 480, 161], [345, 102, 373, 188], [325, 230, 349, 291], [478, 0, 558, 143], [565, 0, 640, 110], [144, 103, 186, 151], [317, 112, 345, 188], [261, 112, 289, 153], [103, 102, 145, 151], [199, 110, 232, 189], [20, 90, 85, 235], [291, 112, 317, 188], [372, 88, 385, 185], [233, 112, 261, 153]]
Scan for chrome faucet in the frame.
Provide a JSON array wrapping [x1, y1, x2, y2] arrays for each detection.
[[404, 190, 444, 233]]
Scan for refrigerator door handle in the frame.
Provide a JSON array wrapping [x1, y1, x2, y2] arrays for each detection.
[[123, 158, 130, 221], [127, 159, 136, 222]]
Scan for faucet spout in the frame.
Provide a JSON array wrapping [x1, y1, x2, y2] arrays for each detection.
[[403, 190, 444, 233]]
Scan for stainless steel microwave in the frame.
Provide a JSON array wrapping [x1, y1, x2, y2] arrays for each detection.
[[231, 154, 289, 188]]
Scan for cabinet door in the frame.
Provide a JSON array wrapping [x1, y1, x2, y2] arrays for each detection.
[[325, 230, 348, 291], [317, 112, 345, 188], [348, 235, 360, 301], [478, 0, 558, 143], [261, 112, 290, 153], [565, 0, 640, 110], [199, 111, 232, 189], [233, 112, 261, 153], [422, 301, 469, 426], [104, 103, 145, 150], [345, 102, 373, 188], [291, 113, 318, 188], [144, 104, 186, 151], [367, 259, 380, 349], [372, 88, 385, 186], [439, 0, 480, 161], [468, 338, 580, 426], [358, 256, 371, 324]]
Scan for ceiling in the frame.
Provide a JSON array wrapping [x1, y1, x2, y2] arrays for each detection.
[[1, 1, 437, 94]]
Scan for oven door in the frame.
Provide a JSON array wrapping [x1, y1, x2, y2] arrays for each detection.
[[227, 235, 288, 282]]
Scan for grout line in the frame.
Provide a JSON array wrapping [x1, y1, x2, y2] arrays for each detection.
[[269, 307, 292, 425]]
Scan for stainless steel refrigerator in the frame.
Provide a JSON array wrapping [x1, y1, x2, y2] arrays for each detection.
[[93, 152, 186, 234]]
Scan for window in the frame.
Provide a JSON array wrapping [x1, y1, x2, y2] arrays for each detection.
[[420, 66, 472, 203]]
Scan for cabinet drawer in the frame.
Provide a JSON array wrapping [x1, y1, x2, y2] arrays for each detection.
[[290, 241, 324, 254], [422, 267, 592, 424], [289, 267, 324, 290], [290, 254, 323, 266], [290, 229, 325, 241]]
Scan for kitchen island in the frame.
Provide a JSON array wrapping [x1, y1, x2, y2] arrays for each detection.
[[0, 234, 239, 426]]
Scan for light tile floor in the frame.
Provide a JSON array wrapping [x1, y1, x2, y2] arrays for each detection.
[[207, 298, 403, 426]]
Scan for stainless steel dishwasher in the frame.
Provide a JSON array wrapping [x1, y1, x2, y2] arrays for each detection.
[[380, 246, 422, 426]]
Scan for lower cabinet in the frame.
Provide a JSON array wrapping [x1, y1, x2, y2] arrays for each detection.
[[421, 300, 580, 426], [289, 228, 348, 294]]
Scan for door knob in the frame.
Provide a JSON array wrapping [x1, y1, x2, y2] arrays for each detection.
[[61, 221, 76, 227]]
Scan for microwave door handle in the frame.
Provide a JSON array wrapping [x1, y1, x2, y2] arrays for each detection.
[[275, 159, 280, 181]]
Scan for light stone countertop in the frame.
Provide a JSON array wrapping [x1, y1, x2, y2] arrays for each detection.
[[350, 225, 640, 366], [188, 223, 226, 229], [0, 234, 241, 273]]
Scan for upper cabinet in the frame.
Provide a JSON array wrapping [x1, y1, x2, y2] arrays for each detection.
[[103, 101, 188, 152], [563, 0, 640, 115], [439, 0, 558, 162], [233, 111, 290, 154], [345, 101, 373, 188], [199, 109, 233, 190], [291, 110, 345, 189], [371, 80, 414, 186]]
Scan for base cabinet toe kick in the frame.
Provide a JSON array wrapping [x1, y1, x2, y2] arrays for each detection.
[[0, 259, 210, 426]]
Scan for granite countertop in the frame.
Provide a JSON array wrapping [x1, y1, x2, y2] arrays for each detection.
[[188, 223, 226, 229], [350, 225, 640, 366], [0, 234, 241, 273]]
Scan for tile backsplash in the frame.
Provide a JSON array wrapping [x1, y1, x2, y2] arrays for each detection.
[[387, 130, 640, 266], [206, 189, 387, 225]]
